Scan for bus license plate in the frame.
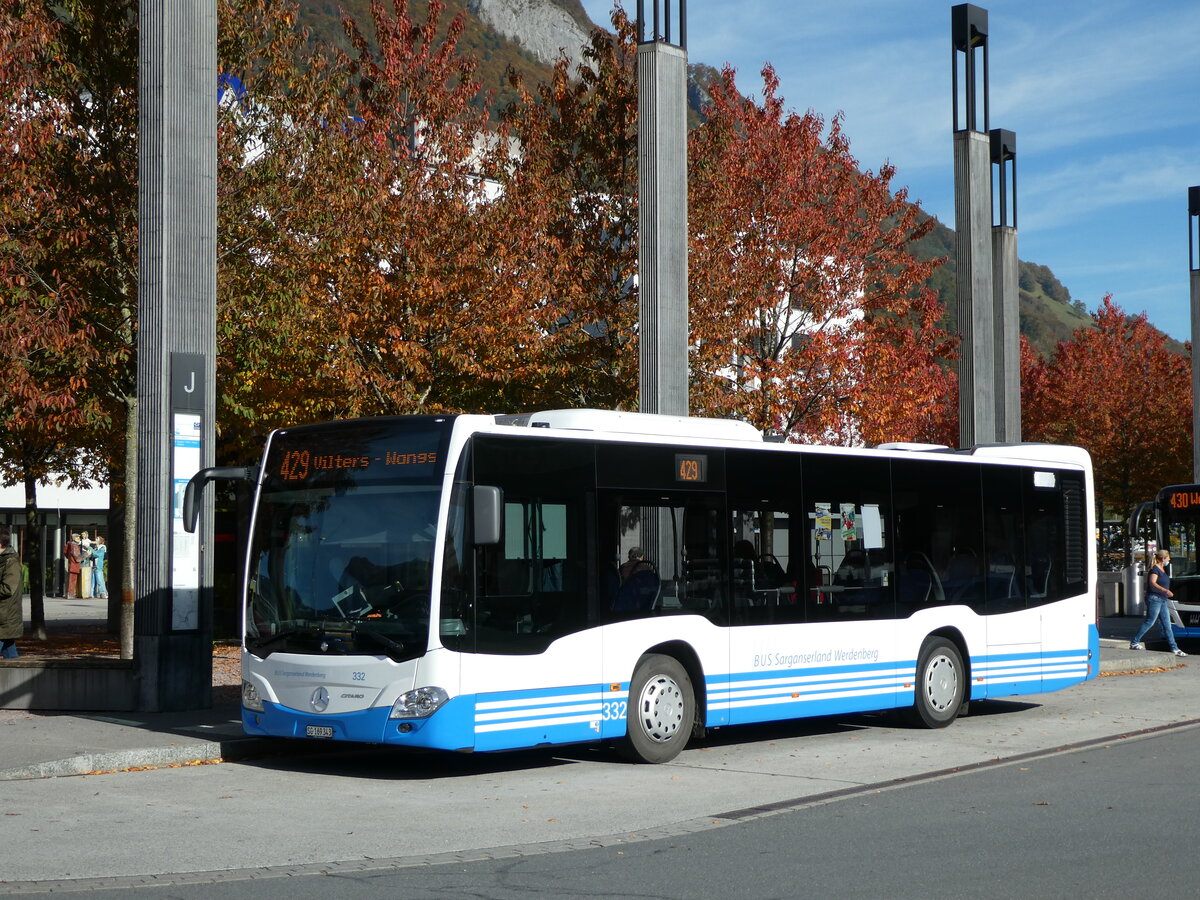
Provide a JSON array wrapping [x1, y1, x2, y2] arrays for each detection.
[[306, 725, 334, 739]]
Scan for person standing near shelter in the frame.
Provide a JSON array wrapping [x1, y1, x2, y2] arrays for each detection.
[[64, 533, 82, 598], [0, 526, 23, 659], [91, 535, 109, 600], [79, 530, 94, 598], [1131, 549, 1188, 657]]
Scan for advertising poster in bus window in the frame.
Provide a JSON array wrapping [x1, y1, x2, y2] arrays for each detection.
[[861, 504, 883, 549], [814, 503, 832, 541], [840, 503, 858, 542]]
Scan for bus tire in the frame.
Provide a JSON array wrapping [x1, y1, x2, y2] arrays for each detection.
[[620, 654, 695, 764], [908, 637, 965, 729]]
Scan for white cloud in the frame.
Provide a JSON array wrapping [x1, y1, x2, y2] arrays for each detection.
[[1021, 147, 1198, 231]]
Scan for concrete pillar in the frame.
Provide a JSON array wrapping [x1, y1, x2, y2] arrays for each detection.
[[991, 128, 1019, 442], [954, 130, 996, 446], [992, 226, 1020, 441], [952, 5, 996, 447], [636, 4, 689, 417], [135, 0, 217, 711]]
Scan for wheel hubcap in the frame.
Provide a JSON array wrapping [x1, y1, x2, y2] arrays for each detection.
[[924, 654, 958, 712], [636, 674, 684, 743]]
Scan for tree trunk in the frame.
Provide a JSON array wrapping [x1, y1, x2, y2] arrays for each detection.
[[22, 469, 46, 640], [120, 393, 137, 659]]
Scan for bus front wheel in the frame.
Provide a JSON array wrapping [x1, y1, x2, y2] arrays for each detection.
[[620, 654, 695, 764], [909, 637, 965, 728]]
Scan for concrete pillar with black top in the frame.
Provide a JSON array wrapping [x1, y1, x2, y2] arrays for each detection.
[[952, 4, 996, 447], [991, 129, 1020, 442], [134, 1, 217, 711], [636, 0, 689, 417]]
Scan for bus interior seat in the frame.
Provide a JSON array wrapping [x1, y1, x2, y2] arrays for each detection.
[[986, 552, 1018, 599], [614, 567, 661, 612], [901, 551, 945, 606], [1028, 554, 1051, 599], [944, 549, 980, 581]]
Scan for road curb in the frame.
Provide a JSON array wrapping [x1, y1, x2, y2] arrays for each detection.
[[0, 737, 277, 782], [1098, 639, 1185, 674]]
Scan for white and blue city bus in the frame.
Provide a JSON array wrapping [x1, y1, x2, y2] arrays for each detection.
[[185, 409, 1098, 763]]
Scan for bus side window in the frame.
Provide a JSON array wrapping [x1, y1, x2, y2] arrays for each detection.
[[602, 496, 727, 625], [893, 458, 984, 616], [982, 465, 1027, 615], [803, 455, 894, 621], [1025, 469, 1086, 606]]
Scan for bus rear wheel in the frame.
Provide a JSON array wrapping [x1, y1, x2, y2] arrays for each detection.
[[620, 654, 695, 764], [909, 637, 965, 728]]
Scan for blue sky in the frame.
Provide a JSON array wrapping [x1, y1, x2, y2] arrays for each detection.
[[579, 0, 1200, 342]]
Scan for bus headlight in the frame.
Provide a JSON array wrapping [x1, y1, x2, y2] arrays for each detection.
[[242, 680, 265, 712], [390, 686, 449, 719]]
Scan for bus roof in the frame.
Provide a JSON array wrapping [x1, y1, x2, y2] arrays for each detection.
[[494, 409, 764, 443]]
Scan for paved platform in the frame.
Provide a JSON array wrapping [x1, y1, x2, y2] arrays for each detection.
[[0, 613, 1186, 782]]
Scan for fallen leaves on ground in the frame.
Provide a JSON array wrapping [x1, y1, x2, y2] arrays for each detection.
[[12, 624, 242, 688]]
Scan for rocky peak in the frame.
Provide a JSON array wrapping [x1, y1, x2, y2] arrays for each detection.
[[466, 0, 592, 73]]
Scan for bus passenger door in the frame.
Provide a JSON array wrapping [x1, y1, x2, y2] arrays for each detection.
[[982, 466, 1039, 697], [597, 492, 730, 738], [464, 437, 603, 751]]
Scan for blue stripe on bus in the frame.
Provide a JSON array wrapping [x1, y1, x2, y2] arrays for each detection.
[[245, 638, 1097, 752], [708, 647, 1092, 721], [472, 683, 613, 752]]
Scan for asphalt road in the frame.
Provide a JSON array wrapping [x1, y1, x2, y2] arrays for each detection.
[[3, 654, 1199, 896], [59, 723, 1200, 900]]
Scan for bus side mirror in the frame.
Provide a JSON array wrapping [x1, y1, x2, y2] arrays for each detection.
[[183, 466, 258, 534], [473, 485, 503, 546]]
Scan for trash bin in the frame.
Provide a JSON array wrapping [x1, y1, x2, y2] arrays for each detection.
[[1122, 564, 1144, 617], [1097, 573, 1121, 617]]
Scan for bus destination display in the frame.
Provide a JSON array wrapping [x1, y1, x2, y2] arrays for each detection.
[[268, 421, 451, 486], [1166, 488, 1200, 510], [277, 449, 439, 482]]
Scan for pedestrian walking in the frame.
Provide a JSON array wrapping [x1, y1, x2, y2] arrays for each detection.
[[64, 533, 82, 598], [91, 535, 108, 600], [1130, 549, 1188, 657], [0, 526, 23, 659]]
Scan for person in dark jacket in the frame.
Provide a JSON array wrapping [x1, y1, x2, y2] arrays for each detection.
[[1130, 549, 1188, 657], [0, 526, 23, 659], [64, 533, 82, 598]]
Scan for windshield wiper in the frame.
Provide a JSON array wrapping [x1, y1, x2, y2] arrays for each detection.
[[246, 627, 313, 654], [355, 628, 406, 656]]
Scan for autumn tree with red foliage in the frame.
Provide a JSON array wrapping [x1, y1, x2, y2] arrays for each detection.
[[688, 65, 954, 444], [215, 0, 374, 455], [1023, 295, 1191, 516], [216, 0, 547, 446], [289, 0, 519, 417], [0, 2, 111, 636]]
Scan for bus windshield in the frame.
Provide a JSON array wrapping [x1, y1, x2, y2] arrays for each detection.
[[245, 418, 453, 662], [1160, 485, 1200, 578]]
